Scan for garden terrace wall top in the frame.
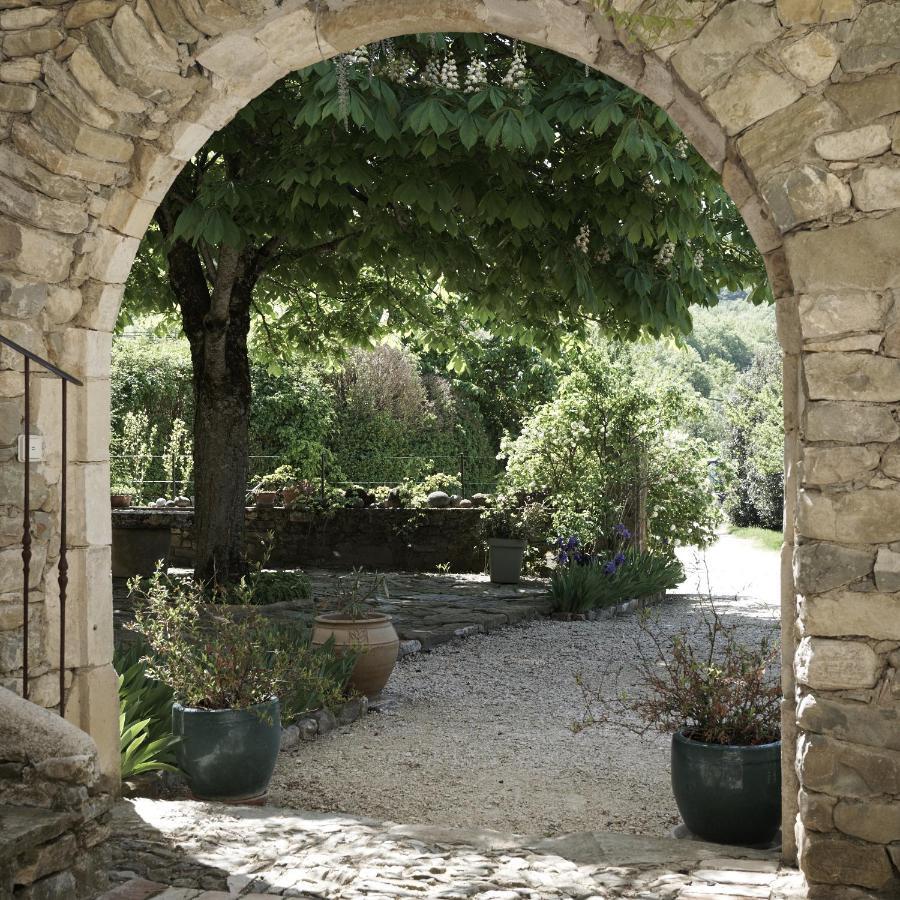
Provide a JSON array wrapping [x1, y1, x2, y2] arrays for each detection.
[[0, 0, 899, 895]]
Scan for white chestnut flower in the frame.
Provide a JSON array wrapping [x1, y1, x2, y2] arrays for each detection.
[[575, 222, 590, 254], [655, 241, 675, 267], [465, 55, 489, 93]]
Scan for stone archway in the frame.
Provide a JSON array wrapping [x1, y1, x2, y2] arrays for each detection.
[[0, 0, 898, 893]]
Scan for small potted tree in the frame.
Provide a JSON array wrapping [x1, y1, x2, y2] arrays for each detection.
[[311, 569, 399, 699], [481, 494, 527, 584], [575, 603, 781, 846]]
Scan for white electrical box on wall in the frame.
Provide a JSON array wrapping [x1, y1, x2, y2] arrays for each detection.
[[17, 434, 43, 463]]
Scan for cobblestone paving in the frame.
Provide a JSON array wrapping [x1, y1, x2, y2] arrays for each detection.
[[103, 800, 804, 900], [115, 571, 552, 653]]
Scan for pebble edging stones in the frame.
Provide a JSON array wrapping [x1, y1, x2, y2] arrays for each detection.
[[0, 0, 898, 893]]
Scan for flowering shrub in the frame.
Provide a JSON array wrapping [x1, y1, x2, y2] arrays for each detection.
[[549, 530, 683, 614], [501, 344, 720, 552]]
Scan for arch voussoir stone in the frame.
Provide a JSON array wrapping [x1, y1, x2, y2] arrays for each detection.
[[0, 0, 898, 893]]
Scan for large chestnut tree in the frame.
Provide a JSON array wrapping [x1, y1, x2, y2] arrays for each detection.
[[125, 33, 765, 583]]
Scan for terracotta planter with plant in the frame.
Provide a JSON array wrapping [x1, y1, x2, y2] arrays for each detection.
[[575, 602, 781, 846], [256, 465, 306, 508], [111, 483, 134, 508], [312, 569, 399, 699], [252, 490, 276, 507]]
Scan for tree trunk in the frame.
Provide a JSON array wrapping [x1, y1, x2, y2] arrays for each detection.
[[165, 237, 255, 583], [190, 297, 252, 583]]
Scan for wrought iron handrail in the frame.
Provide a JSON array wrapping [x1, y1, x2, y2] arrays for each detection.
[[0, 332, 82, 717]]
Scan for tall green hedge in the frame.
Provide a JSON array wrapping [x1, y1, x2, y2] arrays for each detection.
[[111, 336, 499, 496]]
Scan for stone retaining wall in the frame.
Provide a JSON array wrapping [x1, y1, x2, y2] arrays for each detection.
[[0, 687, 112, 899], [113, 506, 488, 573]]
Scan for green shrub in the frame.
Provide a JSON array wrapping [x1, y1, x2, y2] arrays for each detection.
[[501, 343, 720, 553], [127, 565, 351, 712], [163, 567, 311, 606], [722, 347, 783, 531], [114, 642, 179, 779]]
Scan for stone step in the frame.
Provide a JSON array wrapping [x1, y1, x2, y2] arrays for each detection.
[[0, 805, 76, 865]]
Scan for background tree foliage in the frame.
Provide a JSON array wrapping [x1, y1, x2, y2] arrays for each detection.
[[722, 347, 784, 531]]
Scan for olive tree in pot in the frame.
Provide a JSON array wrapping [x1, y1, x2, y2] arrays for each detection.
[[575, 602, 781, 846], [312, 569, 399, 700], [127, 567, 337, 803]]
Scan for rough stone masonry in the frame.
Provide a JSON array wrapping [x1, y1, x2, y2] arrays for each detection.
[[0, 0, 898, 894]]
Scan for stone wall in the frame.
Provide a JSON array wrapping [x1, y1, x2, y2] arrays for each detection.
[[0, 0, 898, 892], [0, 686, 112, 899], [115, 506, 488, 573]]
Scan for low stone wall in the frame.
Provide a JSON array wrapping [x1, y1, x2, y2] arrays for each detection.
[[113, 507, 487, 574], [0, 688, 112, 899]]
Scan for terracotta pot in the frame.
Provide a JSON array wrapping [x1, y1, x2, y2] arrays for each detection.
[[254, 490, 277, 507], [311, 612, 399, 699], [110, 493, 133, 508]]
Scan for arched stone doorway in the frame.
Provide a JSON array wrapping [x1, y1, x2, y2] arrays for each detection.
[[0, 0, 898, 893]]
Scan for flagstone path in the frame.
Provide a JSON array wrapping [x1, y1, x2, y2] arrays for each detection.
[[101, 799, 804, 900]]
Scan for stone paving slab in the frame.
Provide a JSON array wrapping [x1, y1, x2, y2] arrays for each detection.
[[115, 570, 553, 653], [102, 799, 806, 900], [0, 805, 76, 864]]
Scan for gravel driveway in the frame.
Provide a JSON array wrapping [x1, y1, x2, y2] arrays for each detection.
[[270, 542, 780, 838]]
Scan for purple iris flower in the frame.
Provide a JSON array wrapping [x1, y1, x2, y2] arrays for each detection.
[[614, 552, 626, 566], [566, 536, 579, 550], [603, 560, 616, 575], [613, 524, 631, 540], [558, 551, 569, 565]]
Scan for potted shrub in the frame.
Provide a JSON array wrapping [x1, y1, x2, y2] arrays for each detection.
[[126, 567, 325, 804], [481, 495, 527, 584], [256, 465, 307, 507], [575, 603, 781, 846], [311, 569, 399, 699], [111, 482, 135, 508], [252, 483, 278, 507]]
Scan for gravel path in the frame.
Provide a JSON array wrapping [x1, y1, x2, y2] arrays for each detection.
[[270, 546, 780, 838], [675, 532, 782, 605]]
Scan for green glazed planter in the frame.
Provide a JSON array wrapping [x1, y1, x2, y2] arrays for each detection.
[[172, 697, 281, 803], [488, 538, 526, 584], [671, 730, 781, 846]]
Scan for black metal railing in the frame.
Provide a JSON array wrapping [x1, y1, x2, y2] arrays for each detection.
[[0, 333, 82, 716]]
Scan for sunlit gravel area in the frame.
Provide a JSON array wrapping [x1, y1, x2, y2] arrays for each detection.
[[270, 575, 779, 838]]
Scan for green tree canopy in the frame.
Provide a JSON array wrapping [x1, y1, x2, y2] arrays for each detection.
[[124, 33, 767, 579]]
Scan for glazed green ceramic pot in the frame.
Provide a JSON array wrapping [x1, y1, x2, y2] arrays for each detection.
[[172, 697, 281, 803], [488, 538, 526, 584], [671, 730, 781, 845]]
